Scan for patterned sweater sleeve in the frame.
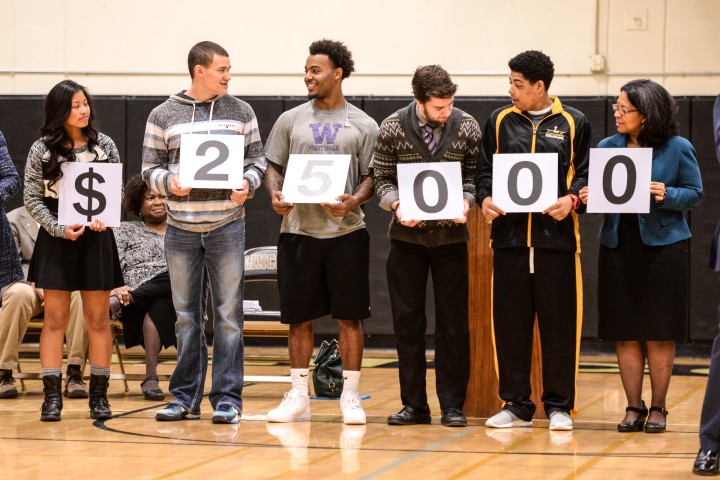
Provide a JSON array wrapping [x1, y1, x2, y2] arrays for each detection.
[[0, 132, 21, 206], [241, 110, 267, 199], [461, 115, 481, 206], [372, 116, 400, 211], [141, 109, 173, 197], [24, 140, 66, 238]]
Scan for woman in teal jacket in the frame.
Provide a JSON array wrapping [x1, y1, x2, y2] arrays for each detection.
[[580, 79, 703, 434]]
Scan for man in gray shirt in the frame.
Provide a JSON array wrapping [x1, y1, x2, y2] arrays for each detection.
[[264, 39, 378, 425]]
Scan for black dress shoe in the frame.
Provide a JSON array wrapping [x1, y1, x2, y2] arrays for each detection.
[[694, 449, 720, 476], [141, 376, 166, 401], [387, 406, 431, 425], [644, 406, 668, 433], [441, 407, 467, 427], [617, 400, 648, 432]]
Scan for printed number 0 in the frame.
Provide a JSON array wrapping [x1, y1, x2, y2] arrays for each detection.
[[508, 161, 542, 206], [602, 155, 636, 204], [413, 171, 448, 213], [194, 140, 230, 182], [298, 160, 333, 196]]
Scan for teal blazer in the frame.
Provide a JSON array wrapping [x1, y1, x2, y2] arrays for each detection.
[[597, 134, 703, 247]]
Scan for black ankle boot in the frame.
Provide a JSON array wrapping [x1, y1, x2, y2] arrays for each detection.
[[89, 374, 112, 420], [41, 374, 63, 422]]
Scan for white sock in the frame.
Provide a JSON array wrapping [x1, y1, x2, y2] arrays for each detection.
[[290, 368, 309, 395], [342, 370, 361, 396]]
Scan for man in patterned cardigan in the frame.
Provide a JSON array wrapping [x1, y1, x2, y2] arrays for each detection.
[[374, 65, 480, 427]]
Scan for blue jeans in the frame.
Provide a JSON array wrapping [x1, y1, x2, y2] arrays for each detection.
[[164, 220, 245, 412]]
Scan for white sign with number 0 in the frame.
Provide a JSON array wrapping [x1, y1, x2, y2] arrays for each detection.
[[587, 148, 652, 213], [179, 134, 245, 189], [397, 162, 464, 221], [492, 153, 558, 212], [58, 162, 123, 227], [281, 154, 351, 203]]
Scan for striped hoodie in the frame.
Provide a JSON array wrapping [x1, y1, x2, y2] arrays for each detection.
[[141, 91, 266, 232]]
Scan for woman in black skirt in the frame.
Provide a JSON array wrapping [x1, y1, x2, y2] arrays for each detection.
[[111, 174, 176, 401], [580, 79, 703, 433], [24, 80, 124, 422]]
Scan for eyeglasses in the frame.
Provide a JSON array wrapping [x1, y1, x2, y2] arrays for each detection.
[[611, 104, 639, 116], [144, 195, 167, 202]]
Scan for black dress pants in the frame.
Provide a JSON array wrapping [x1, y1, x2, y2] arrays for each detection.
[[386, 239, 470, 411]]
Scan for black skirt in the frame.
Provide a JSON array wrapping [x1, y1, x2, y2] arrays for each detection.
[[119, 272, 177, 349], [28, 227, 124, 291], [598, 214, 688, 342]]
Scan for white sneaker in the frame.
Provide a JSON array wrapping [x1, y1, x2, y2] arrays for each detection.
[[485, 409, 532, 428], [267, 389, 311, 423], [548, 411, 573, 431], [340, 391, 366, 425]]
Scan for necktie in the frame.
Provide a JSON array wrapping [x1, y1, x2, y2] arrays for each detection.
[[423, 123, 437, 154]]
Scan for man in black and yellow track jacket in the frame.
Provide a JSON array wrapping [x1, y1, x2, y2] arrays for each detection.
[[475, 50, 592, 431]]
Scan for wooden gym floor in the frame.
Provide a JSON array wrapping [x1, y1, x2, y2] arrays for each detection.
[[0, 347, 710, 479]]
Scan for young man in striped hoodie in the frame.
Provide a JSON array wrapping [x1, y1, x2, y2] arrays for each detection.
[[142, 41, 266, 424]]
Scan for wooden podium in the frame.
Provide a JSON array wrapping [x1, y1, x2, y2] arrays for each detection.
[[463, 208, 545, 419]]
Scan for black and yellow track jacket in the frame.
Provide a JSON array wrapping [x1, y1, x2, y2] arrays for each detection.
[[475, 97, 592, 253]]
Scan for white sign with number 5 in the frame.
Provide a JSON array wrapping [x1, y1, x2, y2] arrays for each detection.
[[281, 154, 351, 203], [397, 162, 464, 221], [179, 134, 245, 189]]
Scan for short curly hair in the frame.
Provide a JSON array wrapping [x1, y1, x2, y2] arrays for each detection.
[[411, 65, 458, 102], [508, 50, 554, 91], [309, 39, 355, 79], [123, 174, 149, 216]]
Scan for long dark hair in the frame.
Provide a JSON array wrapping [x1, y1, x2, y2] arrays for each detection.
[[41, 80, 99, 189], [621, 79, 679, 148]]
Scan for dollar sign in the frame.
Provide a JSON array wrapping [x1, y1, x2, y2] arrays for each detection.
[[73, 167, 107, 222]]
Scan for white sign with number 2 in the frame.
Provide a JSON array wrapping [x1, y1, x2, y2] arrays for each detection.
[[179, 134, 246, 189], [281, 154, 351, 203]]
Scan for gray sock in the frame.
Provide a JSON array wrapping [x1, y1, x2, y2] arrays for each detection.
[[90, 365, 111, 377], [41, 368, 62, 378]]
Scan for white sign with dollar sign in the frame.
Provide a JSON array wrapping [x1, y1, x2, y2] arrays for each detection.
[[58, 162, 123, 227]]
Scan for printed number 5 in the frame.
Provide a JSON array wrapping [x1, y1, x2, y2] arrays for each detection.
[[194, 140, 229, 182], [298, 160, 332, 196]]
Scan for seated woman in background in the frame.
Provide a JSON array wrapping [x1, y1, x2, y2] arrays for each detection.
[[111, 174, 176, 401]]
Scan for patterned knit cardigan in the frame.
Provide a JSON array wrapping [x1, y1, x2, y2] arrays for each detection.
[[373, 102, 481, 247]]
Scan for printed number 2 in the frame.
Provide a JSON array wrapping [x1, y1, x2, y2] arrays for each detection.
[[194, 140, 229, 182], [298, 160, 333, 196]]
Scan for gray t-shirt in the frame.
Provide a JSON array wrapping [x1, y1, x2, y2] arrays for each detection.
[[265, 101, 378, 239]]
